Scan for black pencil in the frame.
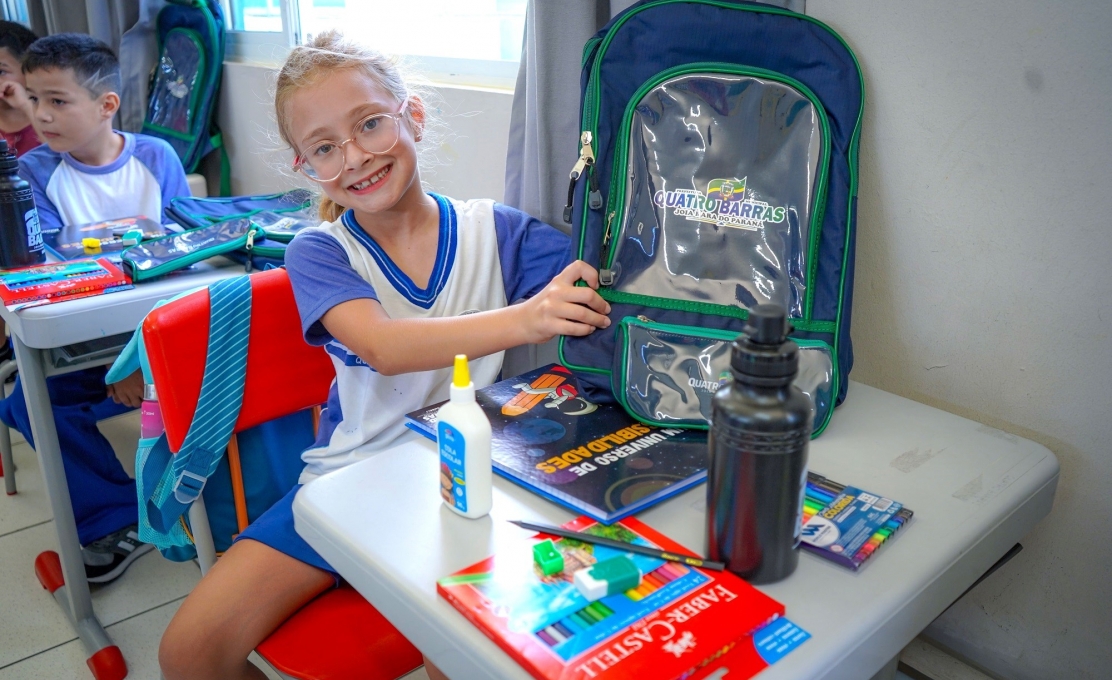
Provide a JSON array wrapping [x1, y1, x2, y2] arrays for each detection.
[[510, 520, 726, 571]]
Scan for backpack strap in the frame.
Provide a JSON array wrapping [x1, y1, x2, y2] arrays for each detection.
[[147, 275, 253, 532]]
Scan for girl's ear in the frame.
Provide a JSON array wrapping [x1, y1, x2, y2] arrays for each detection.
[[406, 95, 426, 142], [100, 91, 120, 120]]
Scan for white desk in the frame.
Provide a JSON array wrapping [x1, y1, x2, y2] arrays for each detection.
[[0, 260, 243, 678], [295, 382, 1059, 680]]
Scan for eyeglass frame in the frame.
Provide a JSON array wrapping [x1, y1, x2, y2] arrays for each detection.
[[292, 99, 410, 183]]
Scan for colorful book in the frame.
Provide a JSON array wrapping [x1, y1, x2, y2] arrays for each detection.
[[800, 472, 913, 570], [437, 516, 787, 680], [0, 258, 132, 307], [406, 364, 708, 524], [41, 216, 168, 262]]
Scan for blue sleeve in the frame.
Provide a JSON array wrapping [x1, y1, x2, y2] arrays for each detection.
[[493, 204, 571, 304], [18, 147, 63, 232], [131, 134, 191, 222], [285, 231, 379, 345]]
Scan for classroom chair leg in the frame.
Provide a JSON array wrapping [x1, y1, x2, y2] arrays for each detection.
[[35, 551, 129, 680], [0, 358, 17, 495]]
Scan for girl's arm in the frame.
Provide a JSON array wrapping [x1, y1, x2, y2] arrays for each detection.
[[320, 260, 610, 376]]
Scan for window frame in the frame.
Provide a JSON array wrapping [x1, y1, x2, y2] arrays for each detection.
[[222, 0, 522, 90]]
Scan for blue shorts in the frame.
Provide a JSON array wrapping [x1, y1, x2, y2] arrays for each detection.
[[236, 484, 339, 579]]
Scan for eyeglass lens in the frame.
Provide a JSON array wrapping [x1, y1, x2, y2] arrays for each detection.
[[301, 114, 401, 180]]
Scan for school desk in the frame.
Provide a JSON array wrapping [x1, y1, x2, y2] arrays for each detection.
[[0, 260, 242, 679], [294, 382, 1059, 680]]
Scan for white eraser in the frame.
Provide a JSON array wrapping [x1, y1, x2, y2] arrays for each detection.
[[573, 567, 608, 602]]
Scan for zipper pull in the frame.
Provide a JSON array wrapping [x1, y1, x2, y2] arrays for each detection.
[[598, 211, 617, 286], [563, 132, 597, 223], [244, 228, 257, 273], [637, 315, 653, 323], [588, 165, 602, 210]]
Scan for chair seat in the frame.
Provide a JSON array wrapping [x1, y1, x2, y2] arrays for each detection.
[[256, 584, 423, 680]]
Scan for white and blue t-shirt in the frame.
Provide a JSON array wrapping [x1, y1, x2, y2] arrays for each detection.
[[285, 194, 570, 482], [18, 131, 190, 230]]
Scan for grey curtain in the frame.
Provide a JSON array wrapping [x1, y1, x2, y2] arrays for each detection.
[[504, 0, 804, 233]]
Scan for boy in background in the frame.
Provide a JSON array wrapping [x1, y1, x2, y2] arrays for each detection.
[[0, 33, 190, 583], [0, 20, 41, 156], [0, 21, 42, 365]]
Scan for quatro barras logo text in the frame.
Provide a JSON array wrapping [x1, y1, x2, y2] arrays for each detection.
[[653, 177, 786, 231]]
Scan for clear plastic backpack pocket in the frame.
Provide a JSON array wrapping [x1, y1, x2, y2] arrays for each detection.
[[601, 68, 827, 319], [612, 317, 836, 434]]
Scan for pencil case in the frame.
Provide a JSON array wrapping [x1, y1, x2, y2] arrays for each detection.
[[611, 316, 837, 435], [165, 189, 316, 229], [121, 218, 260, 282]]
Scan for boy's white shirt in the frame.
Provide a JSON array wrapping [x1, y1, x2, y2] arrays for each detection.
[[297, 197, 506, 483], [44, 155, 163, 227]]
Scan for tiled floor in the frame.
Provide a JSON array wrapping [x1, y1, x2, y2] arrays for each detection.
[[0, 412, 434, 680]]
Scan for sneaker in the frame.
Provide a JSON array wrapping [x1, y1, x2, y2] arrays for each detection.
[[83, 524, 154, 584]]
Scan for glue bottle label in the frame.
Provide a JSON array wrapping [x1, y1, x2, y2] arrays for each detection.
[[438, 421, 467, 513]]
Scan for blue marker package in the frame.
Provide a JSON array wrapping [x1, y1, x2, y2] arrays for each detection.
[[800, 486, 902, 569]]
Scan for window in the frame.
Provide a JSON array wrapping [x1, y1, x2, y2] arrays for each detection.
[[223, 0, 527, 88]]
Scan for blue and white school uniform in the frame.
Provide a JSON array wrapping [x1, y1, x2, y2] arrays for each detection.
[[0, 132, 190, 546], [238, 194, 569, 572]]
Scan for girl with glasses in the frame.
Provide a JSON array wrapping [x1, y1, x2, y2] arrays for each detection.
[[158, 29, 610, 680]]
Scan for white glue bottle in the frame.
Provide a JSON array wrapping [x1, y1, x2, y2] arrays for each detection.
[[437, 355, 493, 518]]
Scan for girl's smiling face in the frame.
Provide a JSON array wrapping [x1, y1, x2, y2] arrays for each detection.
[[286, 68, 424, 217]]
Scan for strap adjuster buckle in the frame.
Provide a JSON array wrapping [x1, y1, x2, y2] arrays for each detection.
[[173, 469, 208, 504]]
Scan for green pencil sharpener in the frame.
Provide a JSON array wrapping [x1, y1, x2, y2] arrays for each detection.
[[533, 539, 564, 576]]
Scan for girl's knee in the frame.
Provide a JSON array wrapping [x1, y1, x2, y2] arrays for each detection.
[[159, 606, 241, 680]]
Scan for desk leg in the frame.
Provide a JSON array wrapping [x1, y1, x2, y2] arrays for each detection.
[[0, 360, 17, 494], [12, 336, 127, 680]]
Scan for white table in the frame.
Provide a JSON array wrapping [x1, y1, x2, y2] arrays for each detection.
[[295, 382, 1059, 680], [0, 260, 243, 679]]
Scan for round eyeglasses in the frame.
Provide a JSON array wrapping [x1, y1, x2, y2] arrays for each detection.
[[293, 101, 408, 183]]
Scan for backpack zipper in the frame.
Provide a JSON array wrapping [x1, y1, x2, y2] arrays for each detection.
[[563, 131, 596, 223]]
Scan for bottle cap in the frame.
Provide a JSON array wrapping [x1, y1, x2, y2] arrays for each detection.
[[730, 304, 799, 386], [143, 383, 157, 401], [0, 138, 17, 173], [82, 238, 103, 253], [452, 354, 470, 388]]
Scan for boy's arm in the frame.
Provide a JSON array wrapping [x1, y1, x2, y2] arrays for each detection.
[[18, 153, 63, 231], [493, 204, 572, 304], [135, 136, 192, 220], [321, 261, 610, 376]]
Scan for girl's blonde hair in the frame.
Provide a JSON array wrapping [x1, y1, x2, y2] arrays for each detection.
[[275, 30, 422, 222]]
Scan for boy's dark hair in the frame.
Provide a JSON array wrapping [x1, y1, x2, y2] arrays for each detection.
[[22, 33, 121, 97], [0, 21, 38, 59]]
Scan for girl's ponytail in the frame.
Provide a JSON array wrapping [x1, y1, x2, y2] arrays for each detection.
[[318, 195, 346, 222]]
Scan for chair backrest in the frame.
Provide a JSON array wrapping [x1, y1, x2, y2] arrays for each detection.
[[143, 268, 335, 452]]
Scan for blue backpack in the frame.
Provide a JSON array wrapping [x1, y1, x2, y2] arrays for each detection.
[[559, 0, 863, 437], [142, 0, 230, 195], [107, 278, 314, 560]]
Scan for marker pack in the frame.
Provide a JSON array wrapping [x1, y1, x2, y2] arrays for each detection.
[[800, 473, 912, 570]]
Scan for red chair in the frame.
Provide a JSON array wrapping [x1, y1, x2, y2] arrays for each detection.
[[142, 268, 423, 680]]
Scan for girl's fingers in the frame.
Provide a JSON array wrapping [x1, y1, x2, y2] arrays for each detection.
[[556, 260, 601, 289], [557, 301, 610, 328], [559, 320, 598, 337], [563, 286, 611, 314]]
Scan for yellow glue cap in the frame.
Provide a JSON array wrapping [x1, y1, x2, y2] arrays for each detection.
[[82, 238, 102, 253], [453, 354, 470, 388]]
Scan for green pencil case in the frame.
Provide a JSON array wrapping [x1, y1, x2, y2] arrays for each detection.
[[121, 218, 259, 282]]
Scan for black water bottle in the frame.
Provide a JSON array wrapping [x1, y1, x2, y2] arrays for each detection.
[[0, 138, 44, 269], [706, 304, 812, 584]]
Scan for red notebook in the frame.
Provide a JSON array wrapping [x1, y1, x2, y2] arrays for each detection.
[[437, 516, 785, 680], [0, 258, 131, 307]]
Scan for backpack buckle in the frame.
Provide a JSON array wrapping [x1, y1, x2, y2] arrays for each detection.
[[599, 268, 615, 286], [173, 469, 208, 504]]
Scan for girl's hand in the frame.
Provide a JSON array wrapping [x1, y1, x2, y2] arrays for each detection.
[[518, 260, 611, 344]]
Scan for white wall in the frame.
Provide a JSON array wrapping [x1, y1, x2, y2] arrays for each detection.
[[216, 61, 513, 201], [805, 2, 1112, 678]]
